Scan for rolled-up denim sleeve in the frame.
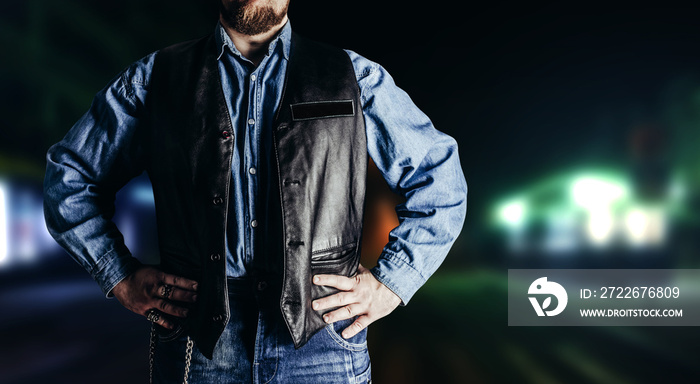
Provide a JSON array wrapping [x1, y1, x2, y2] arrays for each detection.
[[347, 50, 468, 305], [43, 53, 156, 297]]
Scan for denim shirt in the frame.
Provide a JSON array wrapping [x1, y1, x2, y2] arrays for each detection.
[[44, 21, 468, 305]]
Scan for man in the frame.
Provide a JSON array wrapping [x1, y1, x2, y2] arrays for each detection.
[[43, 0, 467, 382]]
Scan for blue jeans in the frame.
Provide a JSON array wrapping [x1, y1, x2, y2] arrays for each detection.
[[152, 276, 372, 383]]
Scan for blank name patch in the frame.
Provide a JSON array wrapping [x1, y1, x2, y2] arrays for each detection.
[[290, 100, 354, 121]]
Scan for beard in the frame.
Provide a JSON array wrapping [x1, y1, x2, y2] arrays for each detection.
[[219, 0, 289, 36]]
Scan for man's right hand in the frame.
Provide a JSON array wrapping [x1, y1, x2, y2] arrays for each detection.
[[111, 266, 198, 329]]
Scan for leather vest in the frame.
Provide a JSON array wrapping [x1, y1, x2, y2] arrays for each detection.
[[146, 33, 367, 359]]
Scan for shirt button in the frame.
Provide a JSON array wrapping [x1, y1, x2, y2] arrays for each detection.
[[251, 74, 257, 81], [221, 130, 231, 139], [213, 197, 224, 205], [248, 118, 255, 125], [210, 253, 221, 261], [249, 167, 256, 175], [250, 219, 258, 228]]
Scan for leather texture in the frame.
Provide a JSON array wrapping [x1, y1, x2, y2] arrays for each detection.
[[147, 32, 366, 359]]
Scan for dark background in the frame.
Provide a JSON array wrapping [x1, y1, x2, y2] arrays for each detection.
[[2, 1, 700, 383]]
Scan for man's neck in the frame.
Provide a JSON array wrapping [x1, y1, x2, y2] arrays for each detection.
[[220, 15, 288, 66]]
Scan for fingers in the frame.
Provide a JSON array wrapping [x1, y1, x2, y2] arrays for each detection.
[[147, 272, 196, 321], [149, 271, 198, 305], [312, 291, 356, 311], [313, 274, 357, 291], [154, 298, 190, 318], [312, 269, 401, 340], [156, 284, 198, 303], [341, 315, 370, 339], [140, 294, 189, 331], [312, 274, 372, 340], [321, 303, 363, 324], [168, 287, 198, 303], [158, 317, 176, 330], [143, 297, 189, 330], [158, 271, 198, 292], [113, 267, 199, 328], [146, 309, 176, 330]]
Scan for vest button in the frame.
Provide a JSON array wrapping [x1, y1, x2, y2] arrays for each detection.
[[213, 314, 224, 322], [213, 197, 224, 205], [257, 281, 268, 291], [210, 253, 221, 261], [221, 130, 231, 139]]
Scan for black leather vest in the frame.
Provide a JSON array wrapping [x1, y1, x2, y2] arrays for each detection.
[[146, 33, 367, 359]]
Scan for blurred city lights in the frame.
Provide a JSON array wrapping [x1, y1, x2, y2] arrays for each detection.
[[0, 180, 64, 269], [624, 206, 667, 247], [547, 216, 579, 253], [625, 208, 649, 245], [586, 210, 615, 246], [0, 182, 8, 264], [570, 175, 628, 211], [492, 168, 681, 255], [498, 199, 527, 227]]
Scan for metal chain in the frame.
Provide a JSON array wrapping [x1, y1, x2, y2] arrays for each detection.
[[183, 336, 194, 384], [148, 325, 194, 384], [149, 324, 157, 384]]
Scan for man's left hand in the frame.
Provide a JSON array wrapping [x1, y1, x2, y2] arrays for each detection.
[[312, 264, 401, 339]]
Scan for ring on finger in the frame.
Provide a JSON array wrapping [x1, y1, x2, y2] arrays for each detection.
[[160, 284, 173, 300], [147, 309, 161, 323]]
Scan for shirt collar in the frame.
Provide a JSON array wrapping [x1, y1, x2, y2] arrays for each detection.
[[215, 19, 292, 62]]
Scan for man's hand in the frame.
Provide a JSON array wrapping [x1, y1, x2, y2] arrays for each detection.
[[312, 264, 401, 339], [111, 266, 198, 329]]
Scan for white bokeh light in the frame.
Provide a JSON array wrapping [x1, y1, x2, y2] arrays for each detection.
[[0, 183, 8, 264]]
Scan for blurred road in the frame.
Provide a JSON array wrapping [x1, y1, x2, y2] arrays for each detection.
[[0, 257, 149, 384]]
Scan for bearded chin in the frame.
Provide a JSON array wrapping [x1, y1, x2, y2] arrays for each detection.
[[220, 1, 288, 36]]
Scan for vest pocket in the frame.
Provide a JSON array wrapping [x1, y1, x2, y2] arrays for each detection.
[[310, 242, 359, 299], [310, 242, 357, 267], [310, 243, 362, 330]]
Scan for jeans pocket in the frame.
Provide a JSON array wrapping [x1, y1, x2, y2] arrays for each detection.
[[324, 317, 368, 351], [353, 361, 372, 384], [155, 323, 185, 342]]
